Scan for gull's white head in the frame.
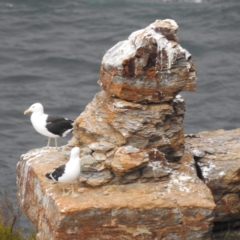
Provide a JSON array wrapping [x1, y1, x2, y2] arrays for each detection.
[[24, 103, 44, 115], [70, 147, 80, 158]]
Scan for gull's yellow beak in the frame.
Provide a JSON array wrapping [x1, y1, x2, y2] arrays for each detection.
[[24, 109, 31, 115]]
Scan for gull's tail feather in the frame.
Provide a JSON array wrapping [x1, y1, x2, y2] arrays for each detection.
[[45, 173, 52, 180]]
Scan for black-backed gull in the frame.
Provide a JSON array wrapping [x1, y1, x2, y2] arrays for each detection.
[[45, 147, 81, 195], [24, 103, 74, 149]]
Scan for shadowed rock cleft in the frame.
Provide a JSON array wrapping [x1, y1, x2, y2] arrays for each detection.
[[194, 156, 205, 181]]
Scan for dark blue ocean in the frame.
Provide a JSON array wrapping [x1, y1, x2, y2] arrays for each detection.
[[0, 0, 240, 234]]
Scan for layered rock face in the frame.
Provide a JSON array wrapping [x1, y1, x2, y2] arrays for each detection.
[[70, 19, 197, 187], [72, 91, 186, 186], [185, 128, 240, 233], [98, 19, 196, 103]]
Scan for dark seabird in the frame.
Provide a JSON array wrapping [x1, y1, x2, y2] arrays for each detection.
[[24, 103, 74, 149]]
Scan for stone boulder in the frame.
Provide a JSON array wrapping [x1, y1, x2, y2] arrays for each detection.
[[70, 91, 186, 186], [71, 91, 185, 150], [98, 19, 197, 103], [185, 128, 240, 233]]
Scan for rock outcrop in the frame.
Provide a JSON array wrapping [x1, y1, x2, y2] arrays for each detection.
[[17, 19, 240, 240], [98, 19, 196, 103], [69, 19, 197, 187], [71, 91, 186, 186], [17, 129, 240, 239], [185, 128, 240, 233], [17, 148, 215, 240]]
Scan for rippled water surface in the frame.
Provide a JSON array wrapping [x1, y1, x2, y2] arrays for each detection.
[[0, 0, 240, 233]]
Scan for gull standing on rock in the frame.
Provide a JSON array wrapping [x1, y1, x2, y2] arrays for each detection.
[[24, 103, 74, 149], [45, 147, 81, 196]]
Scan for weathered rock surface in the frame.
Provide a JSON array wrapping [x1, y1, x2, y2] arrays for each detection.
[[110, 146, 149, 176], [70, 91, 186, 186], [98, 19, 197, 103], [17, 149, 215, 240], [71, 91, 185, 152], [185, 128, 240, 232]]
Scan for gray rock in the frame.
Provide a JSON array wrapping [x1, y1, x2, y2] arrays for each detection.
[[123, 171, 140, 181], [88, 141, 115, 152], [81, 155, 100, 172], [202, 147, 215, 154], [81, 147, 92, 155], [92, 152, 106, 161], [189, 148, 205, 158], [141, 162, 170, 179], [86, 170, 114, 187]]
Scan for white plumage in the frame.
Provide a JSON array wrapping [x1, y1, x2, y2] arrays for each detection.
[[24, 103, 73, 149], [46, 147, 81, 196]]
